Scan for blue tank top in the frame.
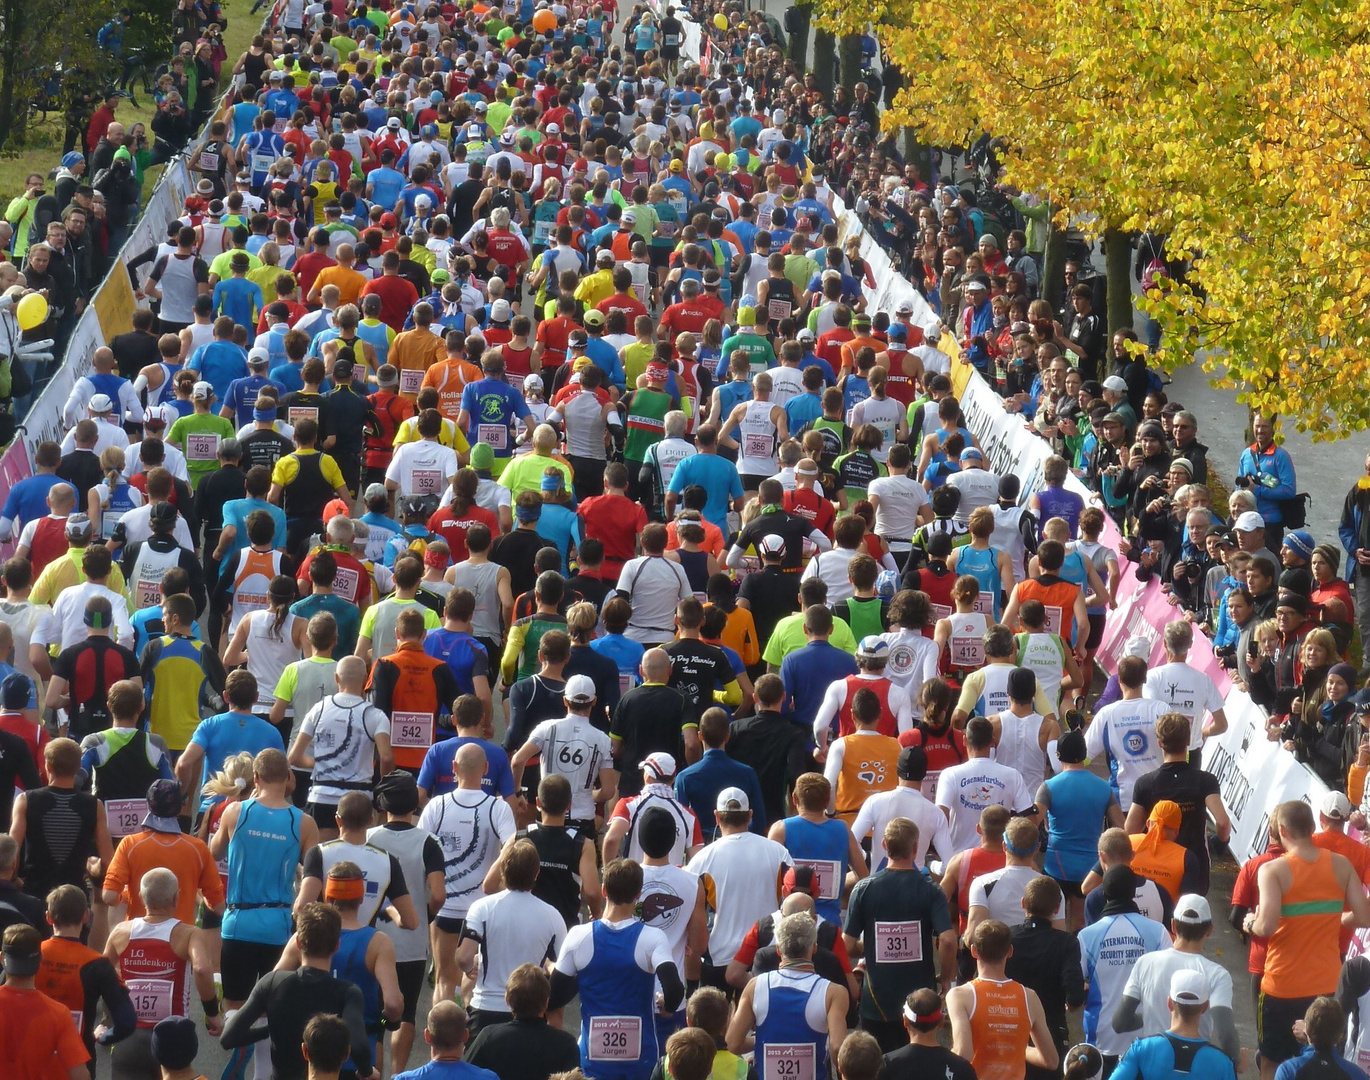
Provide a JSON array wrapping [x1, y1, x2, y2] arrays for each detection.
[[101, 483, 139, 541], [782, 817, 850, 924], [332, 926, 381, 1030], [579, 920, 659, 1080], [357, 320, 391, 367], [423, 629, 486, 696], [223, 798, 302, 946], [151, 362, 183, 406], [1043, 769, 1117, 882], [754, 969, 830, 1080], [1059, 549, 1089, 594], [89, 372, 127, 403], [1036, 484, 1084, 539], [717, 380, 753, 417], [956, 545, 1003, 619], [842, 376, 869, 420]]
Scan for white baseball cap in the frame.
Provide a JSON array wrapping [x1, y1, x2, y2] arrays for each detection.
[[715, 786, 750, 812], [1322, 791, 1354, 821], [1102, 375, 1128, 393], [1123, 635, 1152, 660], [564, 674, 596, 704], [88, 393, 114, 413], [1235, 511, 1266, 532], [191, 381, 214, 401], [640, 752, 676, 780], [1169, 969, 1210, 1006], [1172, 894, 1212, 925]]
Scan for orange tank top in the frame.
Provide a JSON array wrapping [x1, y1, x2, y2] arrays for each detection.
[[835, 732, 902, 821], [1129, 832, 1187, 903], [968, 977, 1030, 1080], [1013, 577, 1079, 643], [1263, 848, 1344, 998]]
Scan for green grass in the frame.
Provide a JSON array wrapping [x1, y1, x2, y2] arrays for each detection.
[[0, 0, 260, 208]]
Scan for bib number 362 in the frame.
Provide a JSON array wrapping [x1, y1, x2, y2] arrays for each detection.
[[588, 1016, 642, 1061]]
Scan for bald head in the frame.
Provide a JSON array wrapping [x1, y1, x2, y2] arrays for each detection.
[[335, 656, 368, 692], [92, 347, 115, 372], [455, 742, 487, 786], [780, 892, 815, 917], [641, 648, 672, 683]]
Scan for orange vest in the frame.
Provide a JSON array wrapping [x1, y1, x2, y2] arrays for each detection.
[[37, 936, 101, 1034], [835, 731, 901, 821], [369, 642, 447, 770], [1129, 831, 1187, 903], [422, 358, 481, 420], [1263, 848, 1345, 998], [968, 977, 1031, 1080], [1013, 576, 1080, 643]]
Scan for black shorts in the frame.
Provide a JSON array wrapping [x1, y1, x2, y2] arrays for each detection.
[[1259, 991, 1317, 1064], [740, 472, 770, 492], [1053, 878, 1083, 899], [1086, 612, 1107, 650], [396, 958, 426, 1026], [361, 464, 389, 493], [221, 938, 285, 1001], [290, 768, 311, 809], [434, 915, 466, 936], [306, 799, 340, 830]]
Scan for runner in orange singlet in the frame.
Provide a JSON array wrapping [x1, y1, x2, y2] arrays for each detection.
[[947, 920, 1058, 1080], [1248, 799, 1370, 1080]]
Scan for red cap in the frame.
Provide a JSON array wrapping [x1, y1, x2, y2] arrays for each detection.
[[782, 866, 818, 896], [380, 212, 398, 227], [572, 159, 589, 172]]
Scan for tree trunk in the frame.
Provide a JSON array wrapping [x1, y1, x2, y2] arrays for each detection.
[[811, 30, 836, 97], [839, 34, 863, 95], [904, 131, 932, 185], [1104, 227, 1134, 336], [787, 5, 811, 70], [1042, 217, 1067, 313]]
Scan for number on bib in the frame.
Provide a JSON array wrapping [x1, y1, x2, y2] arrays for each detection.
[[743, 432, 772, 460], [873, 920, 923, 963], [105, 798, 147, 839], [1042, 606, 1064, 636], [186, 433, 220, 462], [287, 406, 318, 427], [135, 579, 163, 611], [971, 592, 996, 616], [951, 636, 985, 668], [763, 1044, 816, 1080], [200, 152, 220, 172], [930, 603, 952, 621], [399, 368, 424, 395], [767, 299, 792, 323], [477, 423, 508, 450], [588, 1016, 643, 1061], [126, 978, 174, 1024], [391, 711, 434, 749], [411, 469, 443, 495], [792, 859, 840, 901]]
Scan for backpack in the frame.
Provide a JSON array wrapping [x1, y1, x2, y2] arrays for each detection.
[[1141, 256, 1168, 293]]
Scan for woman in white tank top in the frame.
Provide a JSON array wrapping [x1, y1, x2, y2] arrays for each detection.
[[224, 577, 306, 715], [849, 367, 905, 463]]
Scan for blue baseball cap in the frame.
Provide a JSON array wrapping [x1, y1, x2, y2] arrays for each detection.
[[886, 322, 907, 342], [960, 447, 984, 463]]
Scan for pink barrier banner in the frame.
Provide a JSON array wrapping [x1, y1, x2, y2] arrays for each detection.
[[0, 438, 31, 561]]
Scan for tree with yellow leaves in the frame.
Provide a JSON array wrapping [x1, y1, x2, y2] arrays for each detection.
[[816, 0, 1370, 437]]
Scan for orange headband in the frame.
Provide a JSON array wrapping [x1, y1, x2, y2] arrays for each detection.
[[325, 876, 366, 902]]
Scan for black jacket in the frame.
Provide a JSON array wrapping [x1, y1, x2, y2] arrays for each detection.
[[726, 710, 814, 824]]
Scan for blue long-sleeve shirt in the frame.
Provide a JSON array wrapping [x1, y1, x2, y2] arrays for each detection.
[[674, 748, 768, 840], [1236, 442, 1297, 523]]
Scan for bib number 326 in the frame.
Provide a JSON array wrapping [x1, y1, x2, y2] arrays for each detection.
[[588, 1016, 642, 1061]]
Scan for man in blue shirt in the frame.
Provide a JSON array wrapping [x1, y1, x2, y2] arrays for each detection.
[[778, 606, 859, 737], [366, 147, 407, 213], [222, 350, 286, 428], [176, 669, 284, 809], [1113, 970, 1237, 1080], [216, 465, 288, 565], [665, 425, 743, 534], [1236, 412, 1298, 544], [415, 694, 514, 801], [0, 442, 74, 542], [674, 708, 766, 839], [457, 353, 535, 477], [238, 113, 285, 188], [188, 316, 250, 401]]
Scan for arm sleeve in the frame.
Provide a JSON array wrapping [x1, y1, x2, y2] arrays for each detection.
[[219, 973, 274, 1048], [342, 985, 374, 1076], [91, 958, 137, 1043]]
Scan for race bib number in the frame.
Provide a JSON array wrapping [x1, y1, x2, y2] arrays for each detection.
[[972, 592, 996, 616], [767, 299, 792, 323], [588, 1016, 642, 1061], [102, 512, 123, 541], [658, 218, 677, 238], [873, 920, 923, 963], [333, 565, 362, 603], [287, 406, 318, 427], [272, 118, 288, 133], [763, 1044, 816, 1080], [743, 432, 772, 459], [186, 433, 220, 461], [127, 978, 174, 1024], [1042, 605, 1064, 636], [105, 798, 146, 838], [135, 578, 163, 611], [633, 283, 650, 306], [619, 672, 636, 698], [200, 152, 220, 172], [391, 711, 434, 749], [399, 368, 424, 395], [533, 219, 556, 243], [412, 468, 443, 495], [477, 423, 508, 450], [664, 33, 680, 45], [792, 859, 840, 901], [252, 152, 275, 177], [930, 603, 952, 622], [951, 634, 984, 668]]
